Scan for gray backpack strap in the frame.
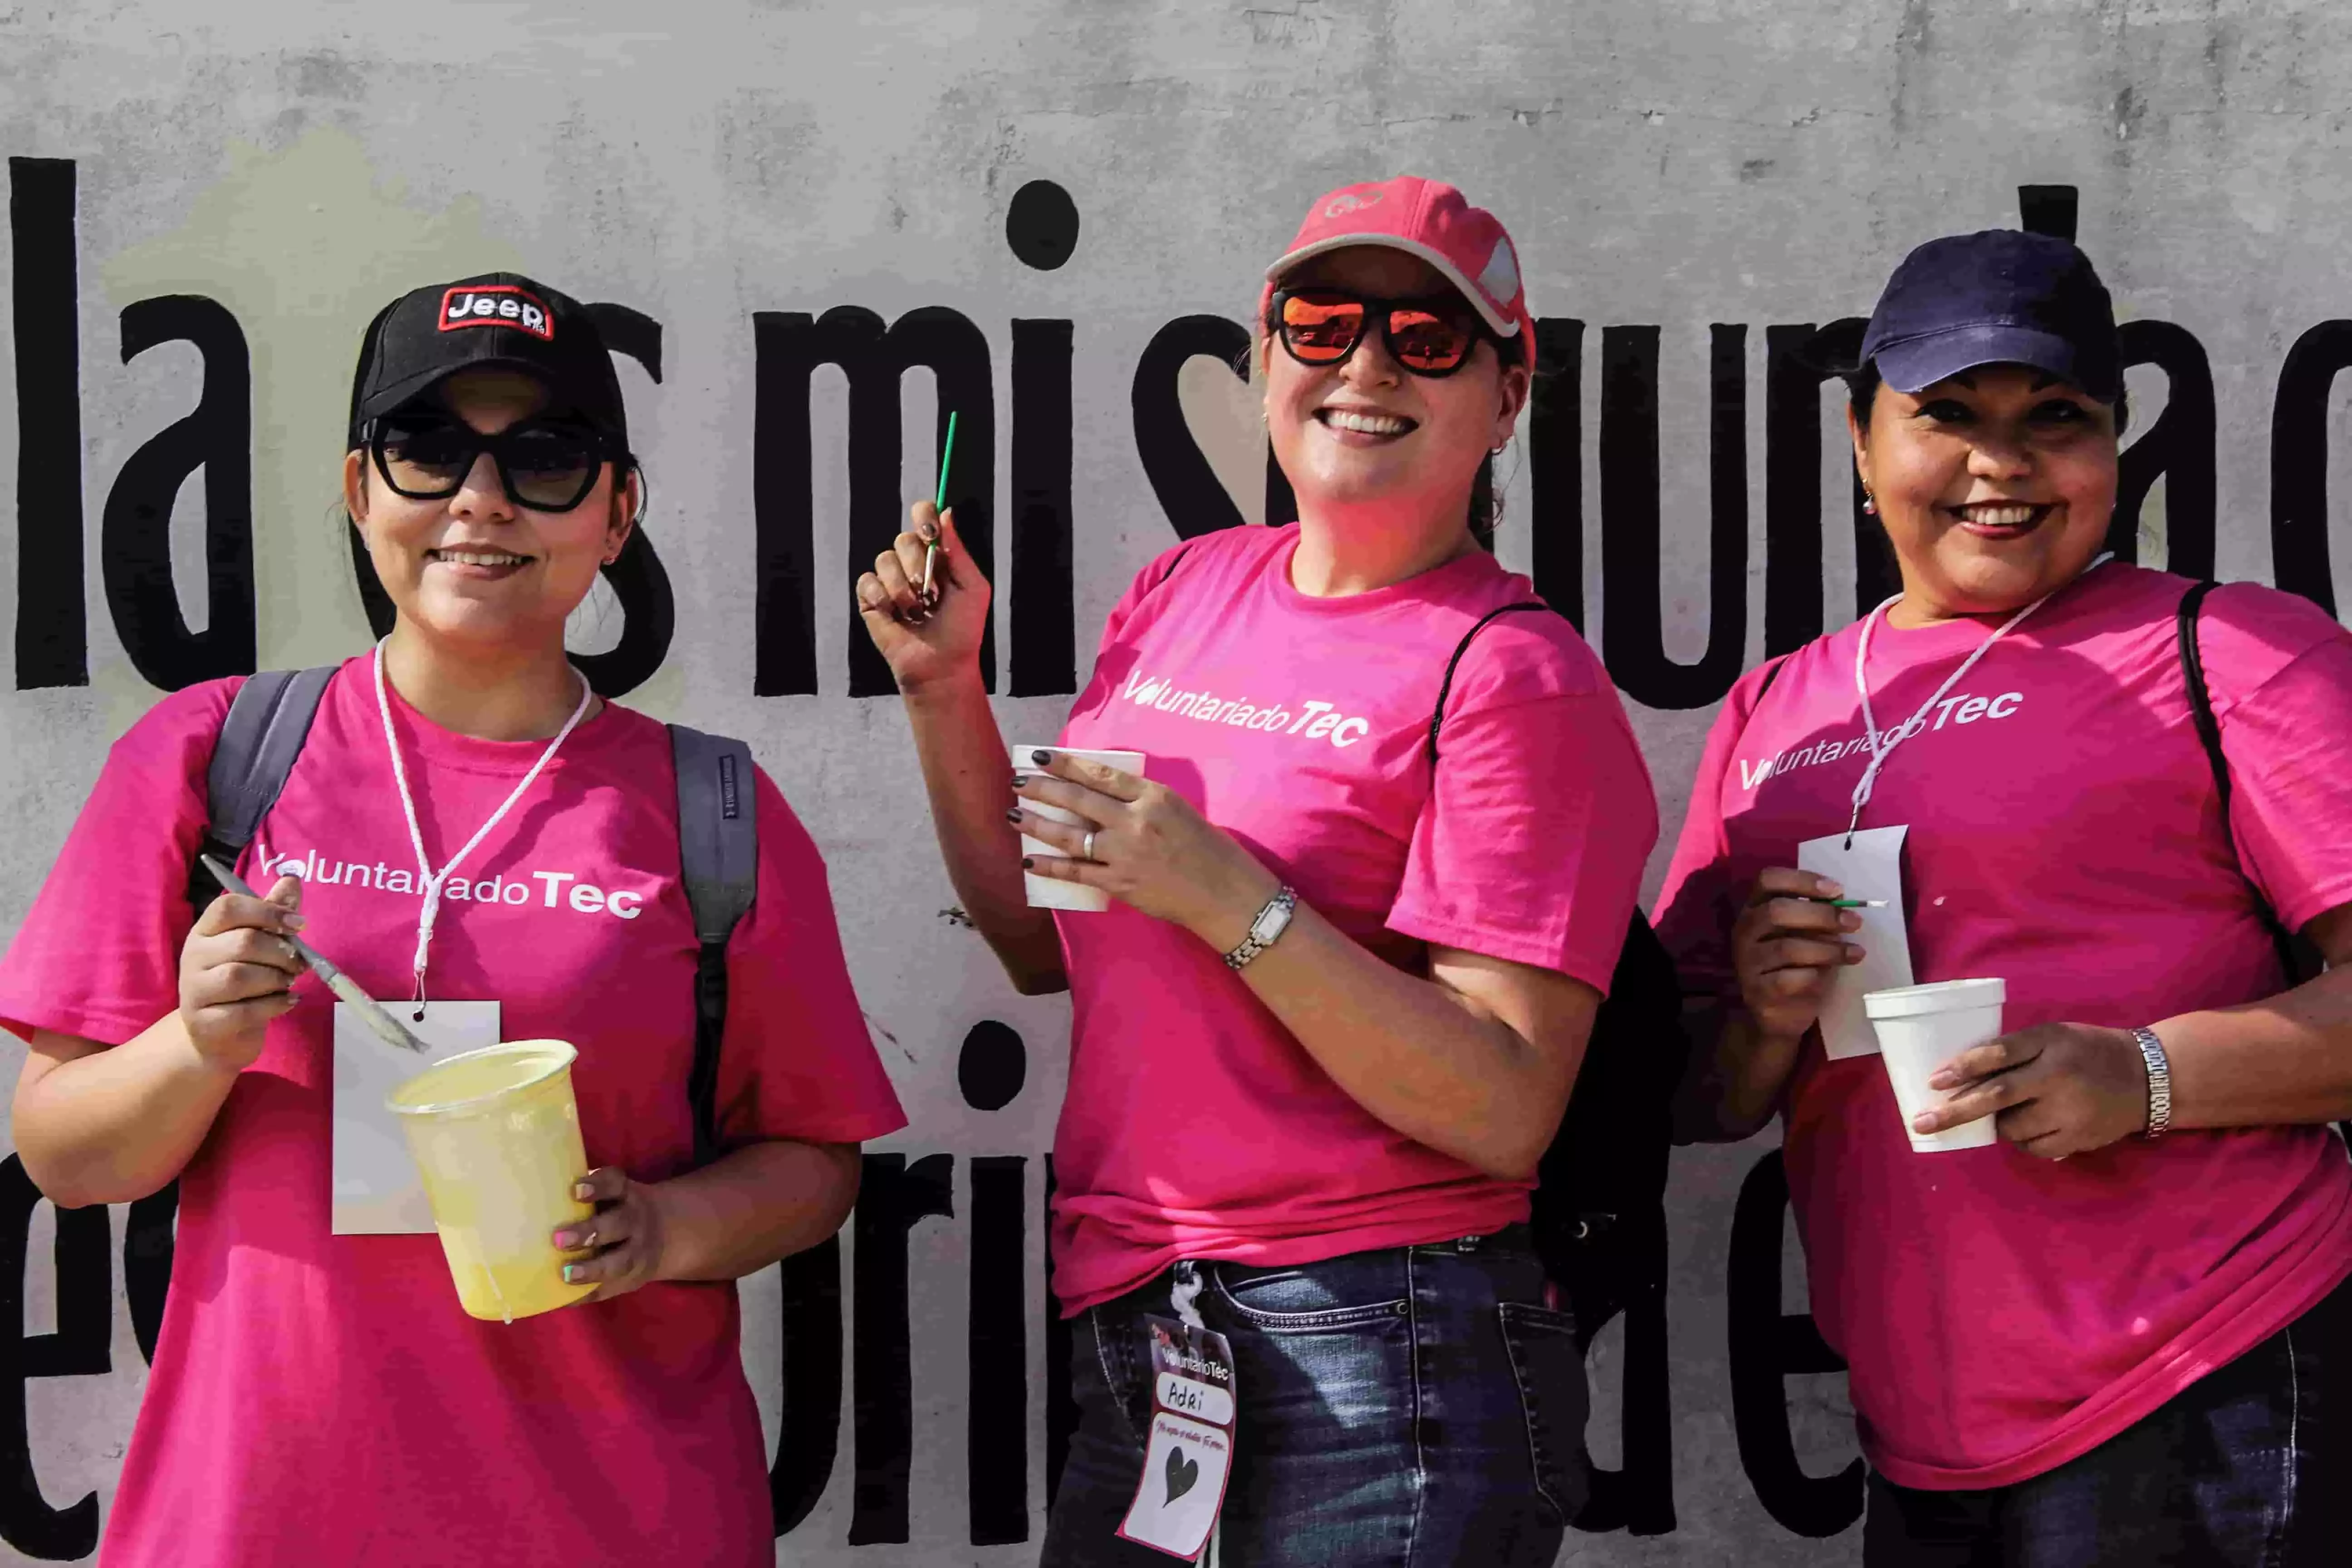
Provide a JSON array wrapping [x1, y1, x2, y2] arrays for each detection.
[[206, 666, 336, 853], [191, 666, 336, 912], [670, 723, 759, 1165]]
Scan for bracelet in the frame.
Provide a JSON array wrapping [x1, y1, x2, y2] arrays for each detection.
[[2132, 1026, 2173, 1139]]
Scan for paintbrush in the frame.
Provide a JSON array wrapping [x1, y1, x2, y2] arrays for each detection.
[[921, 409, 958, 603], [199, 855, 431, 1054]]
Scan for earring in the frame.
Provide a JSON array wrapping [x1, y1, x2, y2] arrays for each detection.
[[1862, 486, 1878, 516]]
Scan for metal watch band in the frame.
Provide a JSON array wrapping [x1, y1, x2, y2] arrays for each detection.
[[1223, 885, 1297, 972], [2132, 1026, 2173, 1139]]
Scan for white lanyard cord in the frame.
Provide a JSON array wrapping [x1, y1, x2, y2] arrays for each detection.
[[1846, 552, 2113, 846], [374, 641, 593, 1009]]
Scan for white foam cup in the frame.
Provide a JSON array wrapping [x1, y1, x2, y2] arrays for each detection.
[[1862, 978, 2006, 1153], [1011, 745, 1145, 913]]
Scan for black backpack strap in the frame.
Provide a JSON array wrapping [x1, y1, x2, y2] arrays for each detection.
[[192, 666, 336, 910], [1427, 601, 1553, 765], [2178, 582, 2322, 985], [670, 724, 759, 1166]]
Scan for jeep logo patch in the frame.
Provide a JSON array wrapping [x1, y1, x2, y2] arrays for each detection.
[[440, 285, 553, 341]]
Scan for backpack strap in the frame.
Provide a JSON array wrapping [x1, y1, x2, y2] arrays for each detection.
[[1427, 601, 1553, 765], [193, 666, 337, 909], [2176, 582, 2312, 983], [670, 723, 759, 1166]]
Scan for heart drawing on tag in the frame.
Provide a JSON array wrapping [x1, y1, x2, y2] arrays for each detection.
[[1165, 1444, 1200, 1504]]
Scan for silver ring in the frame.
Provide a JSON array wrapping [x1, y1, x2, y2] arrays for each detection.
[[1083, 830, 1098, 861]]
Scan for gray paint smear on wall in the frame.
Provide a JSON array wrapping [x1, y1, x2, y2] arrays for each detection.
[[8, 0, 2352, 1561]]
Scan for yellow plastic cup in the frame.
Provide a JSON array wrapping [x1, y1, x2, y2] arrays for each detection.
[[386, 1040, 597, 1323]]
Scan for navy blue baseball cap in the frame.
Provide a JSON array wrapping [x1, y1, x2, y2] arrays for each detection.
[[1839, 230, 2121, 401]]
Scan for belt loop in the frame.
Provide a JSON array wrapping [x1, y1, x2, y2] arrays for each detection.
[[1458, 1232, 1483, 1254]]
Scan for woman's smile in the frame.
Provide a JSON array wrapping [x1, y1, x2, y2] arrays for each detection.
[[1314, 402, 1420, 445], [1947, 499, 2058, 541], [424, 544, 535, 580]]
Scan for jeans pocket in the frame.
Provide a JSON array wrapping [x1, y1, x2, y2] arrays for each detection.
[[1084, 1307, 1152, 1450], [1498, 1302, 1591, 1527], [1208, 1260, 1411, 1330]]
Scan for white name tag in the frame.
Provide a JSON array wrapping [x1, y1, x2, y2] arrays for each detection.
[[331, 1001, 500, 1235], [1119, 1316, 1237, 1561], [1798, 826, 1915, 1059]]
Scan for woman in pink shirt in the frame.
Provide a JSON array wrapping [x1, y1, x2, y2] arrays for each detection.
[[1660, 230, 2352, 1564], [861, 178, 1656, 1564], [1, 273, 906, 1567]]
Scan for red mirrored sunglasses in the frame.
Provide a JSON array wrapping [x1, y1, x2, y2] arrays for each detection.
[[1270, 287, 1500, 377]]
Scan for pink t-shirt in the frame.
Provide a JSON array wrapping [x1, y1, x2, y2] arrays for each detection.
[[1050, 523, 1657, 1313], [0, 662, 906, 1567], [1654, 562, 2352, 1490]]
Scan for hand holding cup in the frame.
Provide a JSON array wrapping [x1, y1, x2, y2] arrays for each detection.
[[552, 1166, 672, 1302], [1011, 750, 1281, 943], [1911, 1021, 2155, 1159]]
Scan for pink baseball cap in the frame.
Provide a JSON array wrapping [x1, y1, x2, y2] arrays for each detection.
[[1262, 176, 1535, 371]]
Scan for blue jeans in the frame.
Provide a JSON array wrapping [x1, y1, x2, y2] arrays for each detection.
[[1865, 1271, 2350, 1567], [1041, 1226, 1587, 1568]]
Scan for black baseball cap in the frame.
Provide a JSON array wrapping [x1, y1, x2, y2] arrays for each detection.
[[347, 272, 628, 446], [1824, 230, 2122, 402]]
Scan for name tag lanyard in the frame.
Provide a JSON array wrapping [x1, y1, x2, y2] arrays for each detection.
[[374, 642, 593, 1015], [1842, 553, 2112, 848]]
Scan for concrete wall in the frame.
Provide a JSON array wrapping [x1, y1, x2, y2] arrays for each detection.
[[5, 1, 2351, 1560]]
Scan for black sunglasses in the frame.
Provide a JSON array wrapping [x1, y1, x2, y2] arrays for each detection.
[[367, 415, 622, 513], [1269, 287, 1500, 377]]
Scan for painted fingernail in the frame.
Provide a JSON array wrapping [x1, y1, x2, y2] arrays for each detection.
[[1010, 773, 1030, 787], [563, 1265, 584, 1284], [1031, 749, 1053, 765], [1005, 808, 1023, 823], [1021, 858, 1036, 870], [554, 1230, 578, 1249], [574, 1182, 593, 1201], [919, 517, 939, 543]]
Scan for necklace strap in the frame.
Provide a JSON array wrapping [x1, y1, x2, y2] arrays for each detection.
[[1846, 553, 2113, 843], [373, 642, 594, 1005]]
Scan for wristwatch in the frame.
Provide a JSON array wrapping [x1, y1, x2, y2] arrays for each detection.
[[2131, 1026, 2173, 1139], [1224, 886, 1298, 972]]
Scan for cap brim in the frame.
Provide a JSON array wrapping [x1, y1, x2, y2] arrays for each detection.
[[1872, 323, 2109, 399], [354, 358, 597, 431], [1266, 234, 1519, 340]]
